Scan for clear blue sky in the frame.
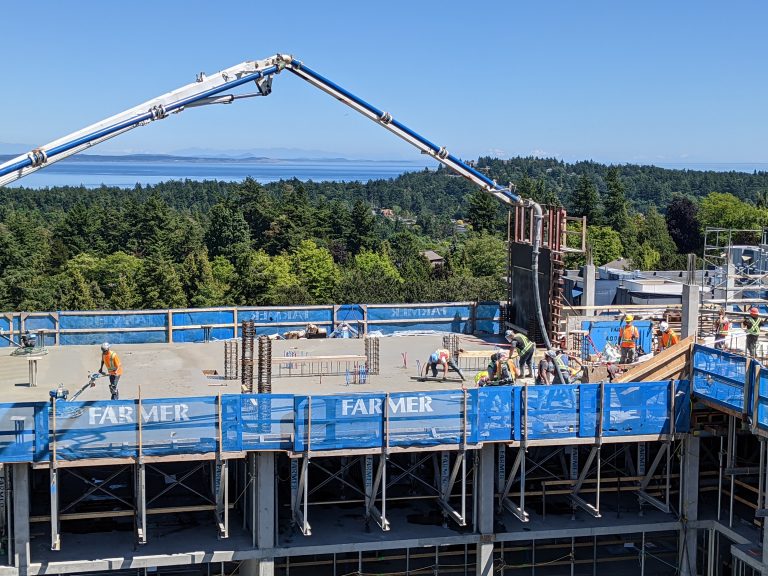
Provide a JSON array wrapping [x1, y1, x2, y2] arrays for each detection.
[[1, 0, 766, 164]]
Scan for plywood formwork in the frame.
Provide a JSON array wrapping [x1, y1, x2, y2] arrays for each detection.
[[614, 336, 694, 383]]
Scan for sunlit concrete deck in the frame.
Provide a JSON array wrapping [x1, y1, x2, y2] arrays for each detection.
[[0, 334, 508, 402]]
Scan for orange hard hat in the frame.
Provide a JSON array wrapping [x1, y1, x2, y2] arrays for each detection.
[[750, 307, 759, 316]]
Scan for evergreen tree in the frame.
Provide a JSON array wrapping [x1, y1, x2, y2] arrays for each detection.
[[180, 250, 222, 307], [138, 248, 187, 308], [467, 189, 500, 234], [603, 167, 629, 231], [346, 200, 377, 255], [205, 201, 251, 258], [57, 268, 96, 310], [665, 197, 703, 255], [571, 175, 602, 224]]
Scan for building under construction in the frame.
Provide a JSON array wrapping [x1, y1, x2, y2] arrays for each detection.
[[0, 264, 764, 576]]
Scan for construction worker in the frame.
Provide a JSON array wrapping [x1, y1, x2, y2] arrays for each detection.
[[505, 330, 535, 378], [424, 348, 465, 380], [619, 314, 640, 364], [714, 309, 730, 350], [487, 351, 517, 384], [656, 321, 679, 353], [744, 307, 763, 358], [98, 342, 122, 400]]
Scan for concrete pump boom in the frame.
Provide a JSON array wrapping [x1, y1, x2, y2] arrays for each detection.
[[0, 53, 557, 354]]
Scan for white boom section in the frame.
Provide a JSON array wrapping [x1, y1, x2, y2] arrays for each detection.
[[0, 56, 285, 187]]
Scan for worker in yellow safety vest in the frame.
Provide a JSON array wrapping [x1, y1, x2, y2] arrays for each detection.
[[98, 342, 123, 400], [744, 307, 763, 358], [619, 315, 640, 364], [505, 330, 535, 377], [656, 321, 679, 353]]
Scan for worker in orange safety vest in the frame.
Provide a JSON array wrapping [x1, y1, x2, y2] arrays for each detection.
[[619, 314, 639, 364], [98, 342, 123, 400], [714, 309, 730, 350], [656, 321, 679, 353]]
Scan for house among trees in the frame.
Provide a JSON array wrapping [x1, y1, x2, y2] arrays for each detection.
[[421, 250, 445, 270]]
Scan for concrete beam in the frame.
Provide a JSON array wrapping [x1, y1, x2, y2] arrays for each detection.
[[13, 464, 30, 574]]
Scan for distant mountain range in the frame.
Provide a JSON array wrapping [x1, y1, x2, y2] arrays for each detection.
[[0, 152, 426, 165]]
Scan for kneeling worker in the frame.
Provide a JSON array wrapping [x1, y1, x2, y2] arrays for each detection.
[[424, 348, 465, 381], [98, 342, 123, 400]]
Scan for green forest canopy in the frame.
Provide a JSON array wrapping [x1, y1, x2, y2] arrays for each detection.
[[0, 156, 766, 311]]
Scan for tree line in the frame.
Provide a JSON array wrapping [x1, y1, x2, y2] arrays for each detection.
[[1, 156, 767, 311]]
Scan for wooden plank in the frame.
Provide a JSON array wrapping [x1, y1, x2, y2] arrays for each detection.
[[272, 355, 366, 363], [614, 336, 694, 383]]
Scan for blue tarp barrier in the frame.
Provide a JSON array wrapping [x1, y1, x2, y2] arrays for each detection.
[[603, 382, 670, 436], [49, 396, 218, 460], [0, 380, 691, 462], [582, 320, 653, 354], [692, 345, 747, 413]]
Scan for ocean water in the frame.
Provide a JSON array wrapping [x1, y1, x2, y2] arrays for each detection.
[[5, 158, 435, 189]]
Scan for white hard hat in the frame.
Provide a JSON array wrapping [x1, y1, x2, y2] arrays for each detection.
[[659, 321, 669, 333], [101, 342, 110, 352]]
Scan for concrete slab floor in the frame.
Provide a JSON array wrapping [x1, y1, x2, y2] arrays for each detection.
[[0, 334, 512, 402]]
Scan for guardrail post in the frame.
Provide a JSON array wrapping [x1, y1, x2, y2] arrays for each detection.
[[167, 310, 173, 343]]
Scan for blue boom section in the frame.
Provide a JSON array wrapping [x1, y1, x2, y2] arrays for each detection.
[[0, 380, 689, 463]]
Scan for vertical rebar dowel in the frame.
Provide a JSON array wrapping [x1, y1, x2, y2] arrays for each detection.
[[241, 320, 255, 393]]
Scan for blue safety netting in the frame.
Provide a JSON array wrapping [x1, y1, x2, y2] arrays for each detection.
[[476, 386, 516, 442], [223, 394, 294, 451], [692, 345, 747, 413], [603, 382, 670, 436], [388, 390, 477, 447], [294, 394, 385, 451], [524, 385, 582, 439], [49, 397, 218, 460], [757, 369, 768, 431], [0, 380, 693, 462], [0, 403, 46, 461]]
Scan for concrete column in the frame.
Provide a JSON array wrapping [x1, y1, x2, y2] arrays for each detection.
[[679, 436, 699, 576], [681, 255, 700, 340], [475, 444, 495, 576], [242, 452, 276, 576], [582, 263, 596, 317], [12, 464, 30, 573]]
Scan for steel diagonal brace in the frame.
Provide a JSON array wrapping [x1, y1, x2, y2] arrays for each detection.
[[637, 441, 672, 514], [388, 454, 439, 494], [63, 467, 133, 512], [364, 455, 390, 531], [498, 448, 529, 523], [438, 451, 467, 527], [310, 457, 365, 499], [146, 463, 213, 506], [569, 446, 602, 518]]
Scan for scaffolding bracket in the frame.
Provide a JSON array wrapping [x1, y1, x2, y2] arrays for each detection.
[[135, 460, 146, 544], [364, 454, 390, 531], [438, 450, 467, 526], [637, 441, 672, 514], [498, 448, 529, 522], [569, 446, 602, 518], [214, 457, 229, 539], [291, 455, 311, 536]]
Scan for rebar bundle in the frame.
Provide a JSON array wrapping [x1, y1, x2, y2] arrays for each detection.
[[364, 335, 380, 375], [257, 335, 272, 393], [223, 339, 239, 380], [442, 334, 460, 361], [241, 320, 255, 393]]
